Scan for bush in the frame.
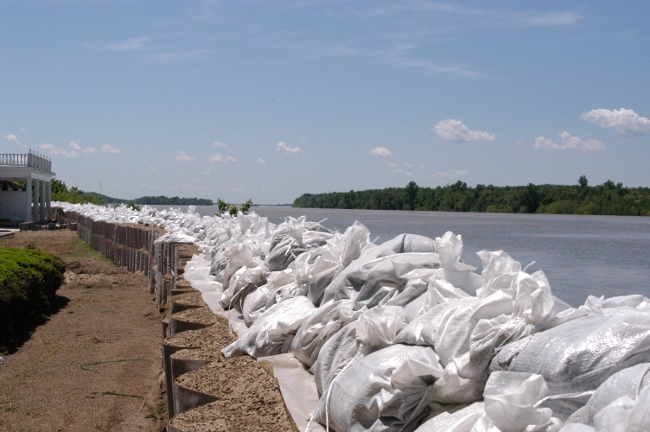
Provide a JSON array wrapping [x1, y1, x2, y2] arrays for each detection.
[[0, 248, 66, 352]]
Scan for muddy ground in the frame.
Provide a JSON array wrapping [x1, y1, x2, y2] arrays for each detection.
[[0, 230, 165, 432]]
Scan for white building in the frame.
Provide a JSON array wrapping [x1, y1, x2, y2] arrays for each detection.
[[0, 151, 55, 225]]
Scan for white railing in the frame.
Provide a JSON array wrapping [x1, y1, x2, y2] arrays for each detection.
[[0, 150, 52, 173]]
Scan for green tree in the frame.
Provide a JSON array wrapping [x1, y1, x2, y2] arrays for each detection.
[[579, 175, 589, 188], [519, 183, 540, 213], [406, 181, 419, 210]]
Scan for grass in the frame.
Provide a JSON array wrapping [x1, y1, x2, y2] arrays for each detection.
[[65, 237, 114, 264]]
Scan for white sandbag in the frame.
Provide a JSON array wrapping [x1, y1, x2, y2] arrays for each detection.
[[380, 233, 438, 254], [311, 306, 408, 397], [313, 344, 444, 432], [296, 221, 371, 306], [579, 363, 650, 426], [558, 425, 594, 432], [384, 268, 438, 308], [592, 385, 650, 432], [268, 236, 309, 271], [490, 311, 650, 420], [291, 299, 363, 367], [422, 269, 481, 312], [267, 216, 333, 271], [222, 296, 315, 359], [476, 250, 522, 298], [435, 231, 464, 270], [312, 321, 361, 396], [580, 294, 650, 316], [355, 306, 408, 351], [241, 269, 294, 325], [414, 403, 485, 432], [219, 264, 267, 312], [265, 281, 307, 309], [482, 371, 559, 432], [351, 253, 442, 309], [320, 243, 396, 305]]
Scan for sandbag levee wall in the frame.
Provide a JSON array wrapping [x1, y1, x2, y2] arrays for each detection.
[[57, 208, 195, 309]]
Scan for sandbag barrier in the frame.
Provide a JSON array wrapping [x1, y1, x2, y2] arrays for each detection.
[[52, 203, 650, 431]]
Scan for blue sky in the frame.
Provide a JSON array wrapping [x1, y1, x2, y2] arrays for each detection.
[[2, 1, 649, 204]]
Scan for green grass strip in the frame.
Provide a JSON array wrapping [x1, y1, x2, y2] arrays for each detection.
[[102, 391, 143, 399], [80, 358, 147, 372]]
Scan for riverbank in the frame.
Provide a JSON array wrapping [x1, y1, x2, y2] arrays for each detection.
[[0, 221, 298, 432], [0, 230, 165, 431]]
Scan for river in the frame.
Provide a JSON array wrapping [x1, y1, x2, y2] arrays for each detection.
[[155, 205, 650, 307]]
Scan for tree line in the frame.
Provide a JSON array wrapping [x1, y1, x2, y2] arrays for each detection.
[[51, 179, 213, 206], [293, 177, 650, 216]]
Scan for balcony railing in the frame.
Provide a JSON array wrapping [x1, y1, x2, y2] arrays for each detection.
[[0, 150, 52, 173]]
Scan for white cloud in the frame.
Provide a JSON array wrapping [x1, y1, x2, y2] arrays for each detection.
[[370, 146, 392, 157], [213, 141, 227, 147], [581, 108, 650, 136], [139, 182, 157, 190], [83, 147, 97, 153], [69, 140, 81, 150], [101, 144, 122, 154], [207, 153, 238, 163], [534, 132, 605, 151], [175, 151, 194, 162], [419, 174, 437, 178], [438, 169, 469, 178], [40, 143, 77, 158], [4, 134, 26, 147], [105, 37, 148, 52], [257, 158, 266, 164], [403, 162, 414, 169], [434, 119, 496, 142], [298, 136, 309, 142], [384, 161, 398, 169], [276, 142, 302, 154], [146, 49, 212, 65], [149, 165, 156, 170], [201, 168, 212, 175]]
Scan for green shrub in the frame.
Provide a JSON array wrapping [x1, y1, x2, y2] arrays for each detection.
[[0, 248, 66, 352]]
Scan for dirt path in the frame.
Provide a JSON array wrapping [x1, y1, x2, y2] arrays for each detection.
[[0, 230, 166, 432]]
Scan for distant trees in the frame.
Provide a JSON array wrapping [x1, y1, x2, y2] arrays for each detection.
[[51, 179, 105, 205], [293, 177, 650, 216], [132, 196, 213, 206]]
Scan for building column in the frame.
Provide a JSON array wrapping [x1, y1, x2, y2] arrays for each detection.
[[32, 179, 40, 222], [25, 178, 33, 222], [40, 180, 47, 221], [46, 181, 52, 221]]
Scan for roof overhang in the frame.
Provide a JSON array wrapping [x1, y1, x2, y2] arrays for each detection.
[[0, 166, 56, 182]]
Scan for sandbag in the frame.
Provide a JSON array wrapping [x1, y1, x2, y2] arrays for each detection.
[[414, 403, 485, 432], [221, 296, 315, 359], [579, 363, 650, 426], [380, 233, 438, 254], [218, 264, 267, 312], [312, 321, 361, 397], [291, 299, 363, 367], [490, 311, 650, 420], [592, 385, 650, 432], [241, 269, 294, 325], [311, 306, 409, 397], [313, 344, 443, 432]]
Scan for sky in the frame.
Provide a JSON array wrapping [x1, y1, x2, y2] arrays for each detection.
[[1, 1, 649, 204]]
